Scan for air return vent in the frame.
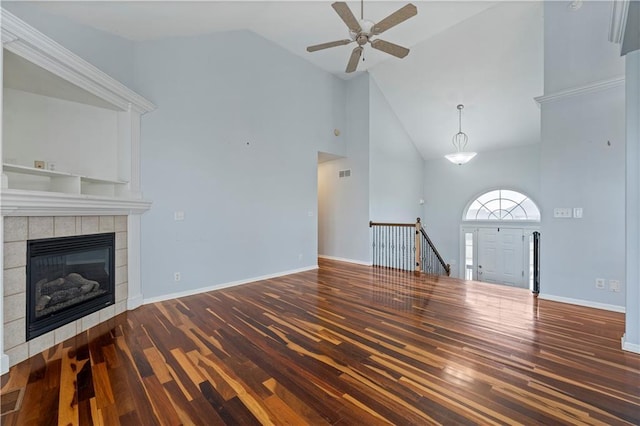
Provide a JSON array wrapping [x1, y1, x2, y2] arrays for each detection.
[[339, 169, 351, 178]]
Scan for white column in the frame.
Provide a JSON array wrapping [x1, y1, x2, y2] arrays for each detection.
[[127, 214, 143, 309], [0, 33, 9, 374], [624, 49, 640, 353], [124, 107, 145, 310]]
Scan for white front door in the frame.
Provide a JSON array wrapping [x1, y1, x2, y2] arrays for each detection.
[[477, 227, 525, 288]]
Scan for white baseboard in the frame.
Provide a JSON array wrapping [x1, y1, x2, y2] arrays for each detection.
[[318, 255, 372, 266], [127, 294, 143, 310], [142, 265, 319, 305], [622, 334, 640, 354], [538, 293, 625, 313], [1, 353, 9, 375]]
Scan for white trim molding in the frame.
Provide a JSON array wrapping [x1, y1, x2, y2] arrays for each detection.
[[1, 189, 152, 216], [621, 334, 640, 354], [0, 8, 155, 114], [142, 265, 319, 305], [538, 293, 625, 313], [1, 353, 9, 375], [534, 77, 625, 105], [609, 0, 630, 44], [318, 255, 373, 266]]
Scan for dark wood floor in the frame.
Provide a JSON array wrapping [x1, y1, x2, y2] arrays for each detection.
[[2, 259, 639, 425]]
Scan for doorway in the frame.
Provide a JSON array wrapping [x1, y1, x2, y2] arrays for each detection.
[[462, 226, 537, 289], [460, 189, 541, 290]]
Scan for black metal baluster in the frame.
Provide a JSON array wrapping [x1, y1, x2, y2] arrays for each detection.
[[395, 227, 398, 269], [533, 231, 540, 295]]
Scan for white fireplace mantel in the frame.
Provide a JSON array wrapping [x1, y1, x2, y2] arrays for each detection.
[[1, 189, 152, 217]]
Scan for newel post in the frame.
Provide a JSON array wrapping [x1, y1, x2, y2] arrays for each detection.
[[415, 218, 422, 272]]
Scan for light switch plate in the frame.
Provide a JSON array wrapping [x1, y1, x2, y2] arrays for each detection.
[[554, 208, 572, 218], [573, 207, 583, 218]]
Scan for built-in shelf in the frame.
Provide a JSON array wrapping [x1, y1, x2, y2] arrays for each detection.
[[3, 163, 130, 197], [3, 164, 127, 184]]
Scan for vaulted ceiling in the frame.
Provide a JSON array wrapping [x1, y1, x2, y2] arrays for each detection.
[[24, 1, 544, 160]]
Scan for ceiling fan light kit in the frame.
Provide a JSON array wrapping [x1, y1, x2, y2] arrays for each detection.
[[307, 1, 417, 73], [445, 104, 477, 165]]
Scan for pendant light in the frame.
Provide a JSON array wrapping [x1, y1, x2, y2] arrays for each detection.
[[445, 104, 477, 165]]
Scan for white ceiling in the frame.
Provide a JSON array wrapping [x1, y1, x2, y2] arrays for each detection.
[[25, 0, 544, 160]]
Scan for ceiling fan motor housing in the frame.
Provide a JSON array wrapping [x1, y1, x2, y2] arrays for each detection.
[[350, 19, 374, 46]]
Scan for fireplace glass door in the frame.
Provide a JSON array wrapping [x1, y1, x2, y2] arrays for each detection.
[[27, 233, 115, 340]]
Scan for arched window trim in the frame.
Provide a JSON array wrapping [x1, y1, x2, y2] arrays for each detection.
[[462, 189, 541, 222]]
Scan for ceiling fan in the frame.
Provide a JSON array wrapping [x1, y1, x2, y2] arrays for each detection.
[[307, 1, 417, 73]]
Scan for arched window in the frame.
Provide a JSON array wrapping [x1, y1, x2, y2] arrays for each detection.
[[464, 189, 540, 221]]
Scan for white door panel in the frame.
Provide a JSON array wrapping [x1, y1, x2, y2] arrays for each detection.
[[478, 228, 525, 288]]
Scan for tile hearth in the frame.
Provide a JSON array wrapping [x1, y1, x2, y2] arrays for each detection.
[[3, 215, 128, 367]]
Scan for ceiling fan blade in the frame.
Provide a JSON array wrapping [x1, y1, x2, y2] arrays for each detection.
[[332, 2, 362, 33], [307, 39, 352, 52], [370, 39, 410, 58], [372, 3, 417, 35], [346, 46, 363, 73]]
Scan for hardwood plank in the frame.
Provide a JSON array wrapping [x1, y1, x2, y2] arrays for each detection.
[[1, 259, 638, 424], [58, 347, 84, 426]]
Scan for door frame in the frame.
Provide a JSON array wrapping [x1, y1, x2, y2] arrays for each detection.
[[459, 223, 540, 289]]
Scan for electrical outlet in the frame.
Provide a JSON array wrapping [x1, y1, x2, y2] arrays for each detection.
[[609, 280, 620, 292], [595, 278, 605, 289], [174, 211, 185, 221], [174, 272, 181, 282]]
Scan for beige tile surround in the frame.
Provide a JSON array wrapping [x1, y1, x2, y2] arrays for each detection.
[[3, 216, 128, 367]]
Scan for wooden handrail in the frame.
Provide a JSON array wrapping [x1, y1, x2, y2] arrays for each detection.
[[369, 221, 414, 227], [420, 227, 451, 276]]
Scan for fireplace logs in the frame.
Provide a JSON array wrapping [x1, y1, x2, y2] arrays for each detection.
[[35, 273, 104, 317]]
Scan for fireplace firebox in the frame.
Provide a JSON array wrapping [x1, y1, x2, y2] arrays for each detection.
[[26, 233, 115, 340]]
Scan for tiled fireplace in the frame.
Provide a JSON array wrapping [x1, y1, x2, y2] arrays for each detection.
[[3, 216, 128, 366]]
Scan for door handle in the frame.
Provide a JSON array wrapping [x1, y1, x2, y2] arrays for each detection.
[[478, 265, 482, 268]]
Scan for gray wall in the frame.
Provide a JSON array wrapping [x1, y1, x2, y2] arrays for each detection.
[[539, 1, 626, 309], [318, 74, 370, 263], [4, 2, 136, 89], [625, 50, 640, 348], [369, 77, 423, 223], [422, 144, 541, 277], [317, 74, 425, 263], [543, 1, 625, 93], [134, 31, 344, 299]]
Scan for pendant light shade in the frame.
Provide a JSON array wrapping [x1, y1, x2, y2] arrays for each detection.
[[445, 104, 477, 165]]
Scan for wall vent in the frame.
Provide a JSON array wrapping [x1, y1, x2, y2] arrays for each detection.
[[339, 169, 351, 178]]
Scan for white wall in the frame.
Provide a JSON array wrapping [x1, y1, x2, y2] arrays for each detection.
[[539, 1, 626, 309], [625, 49, 640, 350], [318, 74, 371, 263], [369, 77, 423, 223], [423, 144, 540, 277], [134, 31, 344, 299]]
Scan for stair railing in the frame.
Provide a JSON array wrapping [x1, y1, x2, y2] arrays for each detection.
[[370, 217, 450, 276]]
